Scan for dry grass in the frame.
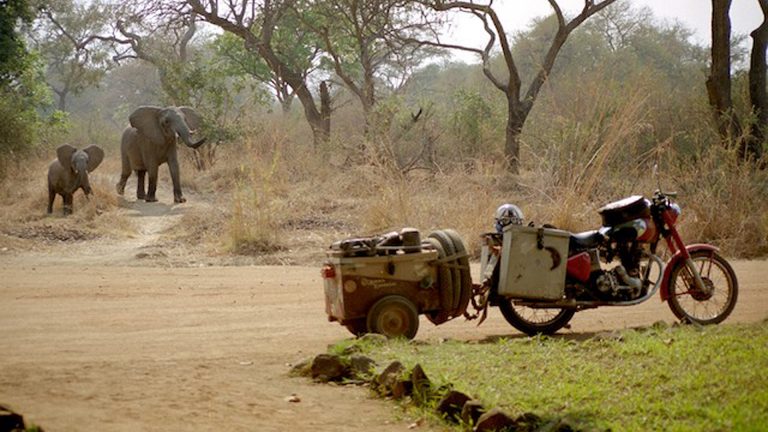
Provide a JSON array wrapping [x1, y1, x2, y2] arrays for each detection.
[[2, 88, 766, 263]]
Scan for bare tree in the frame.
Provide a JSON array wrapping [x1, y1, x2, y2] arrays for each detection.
[[416, 0, 618, 172]]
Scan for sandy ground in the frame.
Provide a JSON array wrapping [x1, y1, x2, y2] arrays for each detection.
[[1, 191, 767, 431]]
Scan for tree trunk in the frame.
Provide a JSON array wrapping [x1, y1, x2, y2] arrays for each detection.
[[504, 98, 530, 173], [707, 0, 742, 141], [318, 81, 332, 147], [747, 0, 768, 160]]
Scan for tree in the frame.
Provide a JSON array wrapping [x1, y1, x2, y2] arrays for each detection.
[[300, 0, 440, 136], [0, 0, 37, 85], [418, 0, 618, 172], [188, 0, 332, 147], [30, 0, 114, 111], [0, 0, 51, 169], [211, 22, 319, 115], [707, 0, 767, 161]]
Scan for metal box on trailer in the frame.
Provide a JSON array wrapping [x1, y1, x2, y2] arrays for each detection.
[[499, 225, 570, 300], [323, 250, 441, 324]]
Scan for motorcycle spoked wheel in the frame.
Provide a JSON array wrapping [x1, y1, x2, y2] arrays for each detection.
[[667, 250, 738, 325], [498, 300, 575, 336]]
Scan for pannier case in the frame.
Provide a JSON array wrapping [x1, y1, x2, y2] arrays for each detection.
[[499, 225, 570, 300]]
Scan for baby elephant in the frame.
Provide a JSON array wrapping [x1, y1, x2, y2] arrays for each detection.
[[47, 144, 105, 215]]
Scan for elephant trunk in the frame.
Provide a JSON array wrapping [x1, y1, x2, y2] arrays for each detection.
[[79, 171, 92, 195], [177, 125, 207, 150]]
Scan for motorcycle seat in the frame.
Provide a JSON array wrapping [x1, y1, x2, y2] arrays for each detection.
[[569, 230, 604, 251]]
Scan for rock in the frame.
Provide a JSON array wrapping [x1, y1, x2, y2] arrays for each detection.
[[410, 364, 431, 406], [310, 354, 347, 382], [435, 390, 471, 423], [349, 355, 376, 379], [514, 412, 543, 431], [475, 407, 516, 432], [283, 394, 301, 403], [374, 361, 410, 398], [461, 399, 486, 426], [0, 404, 25, 432], [288, 357, 312, 377]]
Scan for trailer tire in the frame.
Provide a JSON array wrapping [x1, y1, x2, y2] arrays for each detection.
[[443, 229, 473, 316], [429, 230, 462, 314], [425, 237, 454, 322], [366, 295, 420, 339]]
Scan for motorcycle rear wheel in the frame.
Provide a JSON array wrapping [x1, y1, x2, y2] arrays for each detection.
[[667, 250, 738, 325], [498, 300, 575, 336]]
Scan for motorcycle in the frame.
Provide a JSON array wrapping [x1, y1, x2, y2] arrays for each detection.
[[471, 188, 739, 336]]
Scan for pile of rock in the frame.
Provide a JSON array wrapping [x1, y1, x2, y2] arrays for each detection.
[[291, 336, 581, 432]]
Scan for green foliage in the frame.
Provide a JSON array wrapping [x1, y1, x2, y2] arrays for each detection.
[[359, 323, 768, 431], [449, 89, 498, 158], [31, 0, 114, 110], [0, 0, 37, 85]]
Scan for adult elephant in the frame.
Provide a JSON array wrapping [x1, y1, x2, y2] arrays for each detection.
[[116, 106, 206, 203]]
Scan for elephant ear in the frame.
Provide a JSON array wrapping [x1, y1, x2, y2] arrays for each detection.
[[179, 106, 203, 131], [56, 144, 77, 170], [129, 106, 165, 144], [83, 145, 105, 172]]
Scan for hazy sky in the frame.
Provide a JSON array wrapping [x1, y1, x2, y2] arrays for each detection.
[[445, 0, 764, 61]]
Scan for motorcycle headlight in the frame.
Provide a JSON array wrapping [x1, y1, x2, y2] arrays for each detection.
[[668, 203, 681, 224]]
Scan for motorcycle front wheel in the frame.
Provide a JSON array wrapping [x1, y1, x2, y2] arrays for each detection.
[[498, 300, 575, 336], [667, 250, 738, 325]]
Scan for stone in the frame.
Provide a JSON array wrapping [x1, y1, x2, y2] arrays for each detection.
[[375, 361, 407, 397], [475, 407, 516, 432], [288, 357, 312, 377], [0, 404, 25, 432], [461, 399, 486, 426], [348, 355, 376, 379], [310, 354, 347, 382], [435, 390, 471, 423], [514, 412, 543, 432], [410, 364, 432, 406]]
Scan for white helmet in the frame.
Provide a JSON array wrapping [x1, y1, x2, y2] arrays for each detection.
[[495, 203, 524, 232]]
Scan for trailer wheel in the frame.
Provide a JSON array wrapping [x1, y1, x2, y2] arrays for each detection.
[[366, 295, 419, 339]]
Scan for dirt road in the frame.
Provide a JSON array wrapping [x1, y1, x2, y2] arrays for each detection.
[[1, 196, 766, 431]]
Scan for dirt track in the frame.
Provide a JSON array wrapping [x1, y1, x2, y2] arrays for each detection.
[[1, 195, 767, 431]]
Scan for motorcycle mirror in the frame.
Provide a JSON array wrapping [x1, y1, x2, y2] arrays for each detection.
[[652, 163, 662, 194]]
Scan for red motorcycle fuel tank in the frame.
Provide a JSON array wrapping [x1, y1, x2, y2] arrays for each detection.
[[566, 252, 591, 282]]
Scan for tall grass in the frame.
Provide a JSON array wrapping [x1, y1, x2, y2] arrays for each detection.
[[224, 130, 288, 256]]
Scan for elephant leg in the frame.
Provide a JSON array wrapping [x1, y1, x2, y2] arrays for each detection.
[[136, 170, 146, 200], [167, 151, 185, 203], [145, 166, 158, 202], [117, 138, 132, 195], [47, 188, 56, 214], [63, 193, 73, 215]]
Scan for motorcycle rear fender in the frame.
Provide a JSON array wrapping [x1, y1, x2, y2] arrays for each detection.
[[660, 243, 719, 302]]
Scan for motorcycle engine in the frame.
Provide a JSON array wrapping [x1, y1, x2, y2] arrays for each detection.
[[595, 266, 643, 300]]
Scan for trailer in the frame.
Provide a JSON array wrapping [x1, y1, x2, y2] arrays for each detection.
[[321, 228, 473, 339]]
